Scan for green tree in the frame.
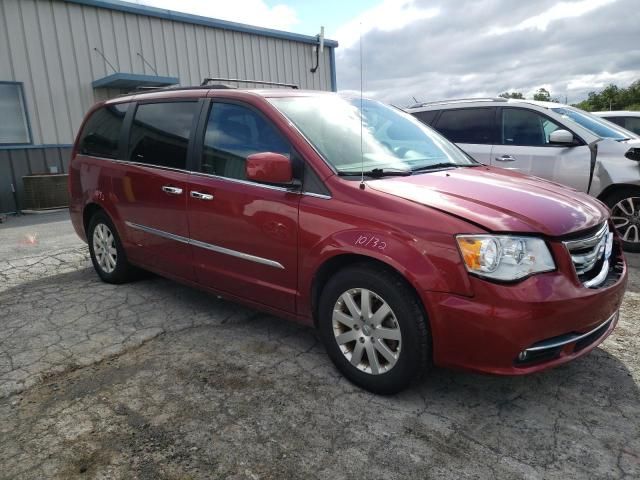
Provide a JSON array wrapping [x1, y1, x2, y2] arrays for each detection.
[[499, 91, 525, 99], [532, 88, 560, 103], [572, 80, 640, 111]]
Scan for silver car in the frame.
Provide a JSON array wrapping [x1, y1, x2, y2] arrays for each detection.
[[406, 98, 640, 251]]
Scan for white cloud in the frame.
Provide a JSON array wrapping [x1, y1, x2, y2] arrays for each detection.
[[488, 0, 616, 35], [131, 0, 299, 31], [334, 0, 440, 48], [335, 0, 639, 105]]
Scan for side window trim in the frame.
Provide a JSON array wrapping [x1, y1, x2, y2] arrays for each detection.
[[197, 99, 296, 182], [194, 98, 331, 196], [124, 99, 201, 172], [497, 106, 585, 147], [119, 102, 136, 160]]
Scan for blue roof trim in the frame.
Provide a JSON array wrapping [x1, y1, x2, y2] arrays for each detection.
[[0, 144, 73, 151], [64, 0, 339, 48], [92, 72, 179, 89]]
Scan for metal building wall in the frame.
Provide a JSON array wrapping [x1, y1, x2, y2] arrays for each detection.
[[0, 0, 336, 213]]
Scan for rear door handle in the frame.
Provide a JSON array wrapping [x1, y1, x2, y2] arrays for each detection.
[[162, 185, 183, 195], [495, 155, 516, 162], [190, 191, 214, 201]]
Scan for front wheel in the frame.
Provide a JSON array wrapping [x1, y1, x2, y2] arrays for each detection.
[[603, 188, 640, 253], [318, 264, 431, 394]]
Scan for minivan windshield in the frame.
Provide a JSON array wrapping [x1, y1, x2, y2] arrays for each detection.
[[269, 95, 475, 175], [551, 106, 632, 141]]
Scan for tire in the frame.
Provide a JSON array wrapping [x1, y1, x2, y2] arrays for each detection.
[[87, 211, 136, 284], [318, 263, 431, 394], [602, 187, 640, 253]]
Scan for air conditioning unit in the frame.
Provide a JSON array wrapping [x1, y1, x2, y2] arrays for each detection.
[[22, 174, 69, 210]]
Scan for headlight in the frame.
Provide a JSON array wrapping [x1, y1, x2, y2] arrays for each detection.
[[456, 235, 555, 281]]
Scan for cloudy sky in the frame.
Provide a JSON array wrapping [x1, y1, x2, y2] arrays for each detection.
[[136, 0, 639, 106]]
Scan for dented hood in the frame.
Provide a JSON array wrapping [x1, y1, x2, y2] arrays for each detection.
[[367, 166, 608, 237]]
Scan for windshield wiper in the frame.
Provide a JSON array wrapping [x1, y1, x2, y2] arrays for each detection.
[[411, 162, 460, 172], [411, 162, 482, 172], [338, 167, 412, 178]]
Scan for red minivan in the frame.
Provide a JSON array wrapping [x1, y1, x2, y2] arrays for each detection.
[[69, 84, 627, 394]]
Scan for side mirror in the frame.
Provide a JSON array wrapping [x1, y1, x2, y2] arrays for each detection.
[[246, 152, 294, 186], [549, 129, 574, 145]]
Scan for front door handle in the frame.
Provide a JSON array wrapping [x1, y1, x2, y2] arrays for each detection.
[[162, 185, 183, 195], [495, 155, 516, 162], [190, 191, 214, 201]]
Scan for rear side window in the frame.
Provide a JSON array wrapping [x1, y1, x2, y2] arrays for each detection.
[[433, 108, 495, 144], [623, 117, 640, 134], [604, 116, 626, 127], [79, 104, 128, 158], [129, 102, 199, 170], [201, 102, 291, 180], [412, 110, 438, 125]]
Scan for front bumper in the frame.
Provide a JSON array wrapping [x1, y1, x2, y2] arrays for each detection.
[[421, 244, 627, 375]]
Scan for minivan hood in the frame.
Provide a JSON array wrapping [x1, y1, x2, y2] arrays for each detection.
[[367, 166, 608, 237]]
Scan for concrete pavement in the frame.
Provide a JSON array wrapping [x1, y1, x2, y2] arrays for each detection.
[[0, 212, 638, 479]]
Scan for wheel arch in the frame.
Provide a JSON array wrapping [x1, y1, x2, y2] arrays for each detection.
[[83, 202, 105, 236], [597, 183, 640, 203], [310, 253, 429, 328]]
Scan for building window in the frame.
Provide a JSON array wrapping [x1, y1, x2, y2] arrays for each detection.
[[0, 82, 31, 145]]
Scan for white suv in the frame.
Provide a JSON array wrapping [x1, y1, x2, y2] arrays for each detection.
[[593, 111, 640, 136], [405, 98, 640, 251]]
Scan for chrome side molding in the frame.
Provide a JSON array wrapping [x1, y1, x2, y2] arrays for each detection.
[[124, 221, 285, 269]]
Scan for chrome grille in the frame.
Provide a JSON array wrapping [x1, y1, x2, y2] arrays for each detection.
[[563, 223, 613, 288]]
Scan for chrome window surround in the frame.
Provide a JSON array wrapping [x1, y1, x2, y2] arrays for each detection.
[[84, 155, 331, 199], [125, 221, 285, 269], [563, 223, 613, 288]]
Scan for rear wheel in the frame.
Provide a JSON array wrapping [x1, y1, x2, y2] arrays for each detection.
[[88, 212, 136, 283], [603, 188, 640, 253], [318, 264, 430, 394]]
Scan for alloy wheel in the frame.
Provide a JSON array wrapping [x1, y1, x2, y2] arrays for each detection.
[[611, 196, 640, 244], [332, 288, 402, 375], [92, 223, 117, 273]]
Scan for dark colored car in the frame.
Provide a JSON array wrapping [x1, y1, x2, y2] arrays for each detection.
[[69, 84, 627, 394]]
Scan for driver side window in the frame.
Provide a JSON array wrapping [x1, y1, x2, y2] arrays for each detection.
[[502, 108, 562, 146], [201, 102, 291, 180]]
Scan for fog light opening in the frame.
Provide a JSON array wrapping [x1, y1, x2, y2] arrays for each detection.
[[518, 351, 528, 361]]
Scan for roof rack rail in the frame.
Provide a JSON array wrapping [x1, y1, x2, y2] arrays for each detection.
[[408, 97, 508, 108], [120, 84, 234, 96], [201, 77, 299, 89]]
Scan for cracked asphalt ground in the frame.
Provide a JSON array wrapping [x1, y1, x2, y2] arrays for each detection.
[[1, 213, 639, 479]]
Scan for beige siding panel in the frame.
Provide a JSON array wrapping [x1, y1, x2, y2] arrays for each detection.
[[138, 16, 156, 76], [149, 18, 168, 76], [0, 1, 16, 80], [51, 1, 85, 137], [96, 8, 117, 74], [37, 0, 74, 142], [112, 11, 132, 72], [20, 0, 60, 143], [67, 2, 95, 116], [1, 0, 335, 145]]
